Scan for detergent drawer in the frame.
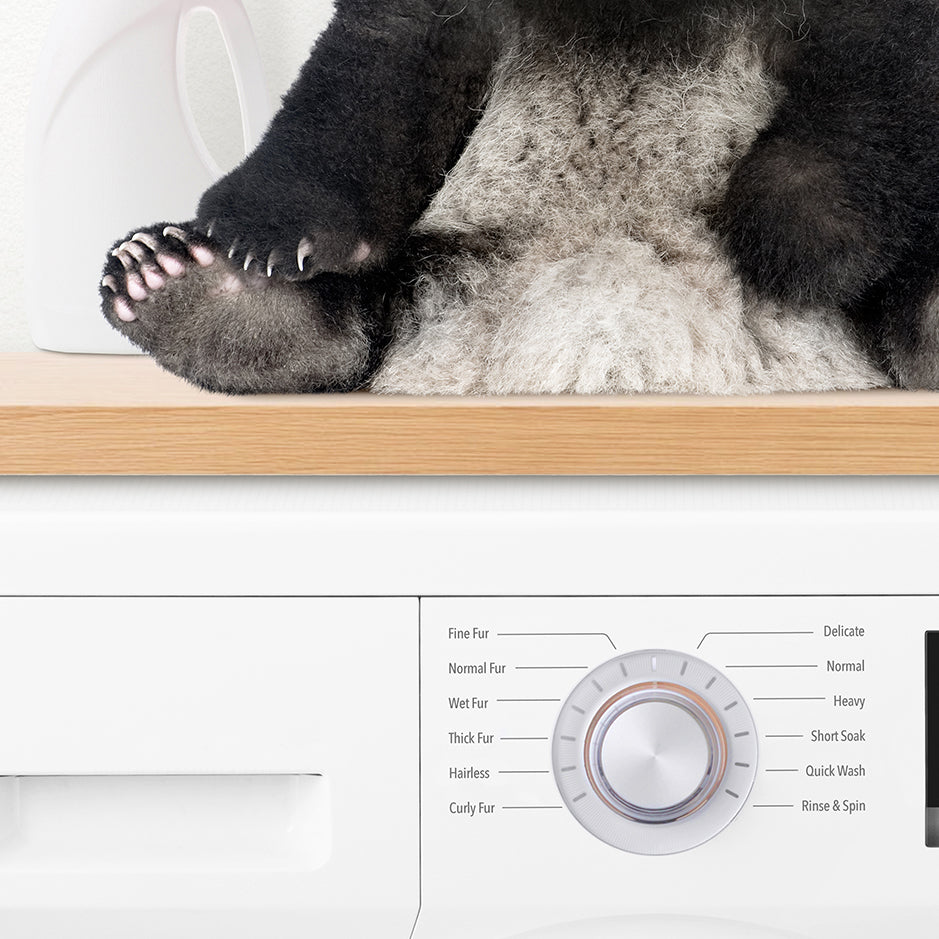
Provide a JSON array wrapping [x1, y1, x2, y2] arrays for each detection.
[[0, 597, 419, 939]]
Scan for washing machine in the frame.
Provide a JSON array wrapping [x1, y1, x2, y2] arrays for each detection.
[[0, 476, 936, 938]]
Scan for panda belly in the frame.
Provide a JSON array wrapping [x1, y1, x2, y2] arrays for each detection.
[[371, 26, 888, 395]]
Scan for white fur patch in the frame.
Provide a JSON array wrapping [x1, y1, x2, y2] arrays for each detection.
[[372, 27, 888, 394]]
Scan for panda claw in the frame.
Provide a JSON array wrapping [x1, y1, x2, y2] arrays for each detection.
[[132, 232, 160, 253], [243, 251, 256, 272], [101, 275, 119, 293], [120, 241, 148, 263], [112, 250, 134, 271], [297, 237, 315, 273], [163, 226, 189, 244]]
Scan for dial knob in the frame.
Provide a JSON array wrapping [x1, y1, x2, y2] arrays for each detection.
[[553, 650, 757, 855], [589, 686, 724, 822]]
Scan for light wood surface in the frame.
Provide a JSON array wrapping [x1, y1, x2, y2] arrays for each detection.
[[3, 351, 939, 475]]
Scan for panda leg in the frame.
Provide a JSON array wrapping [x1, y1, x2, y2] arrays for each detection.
[[99, 0, 500, 390], [194, 0, 501, 280], [857, 223, 939, 389], [100, 223, 389, 394], [716, 131, 902, 311], [716, 6, 939, 379], [718, 122, 939, 387]]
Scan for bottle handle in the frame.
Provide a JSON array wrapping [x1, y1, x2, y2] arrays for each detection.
[[177, 0, 272, 179]]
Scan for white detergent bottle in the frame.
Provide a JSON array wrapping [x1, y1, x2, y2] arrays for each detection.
[[26, 0, 271, 354]]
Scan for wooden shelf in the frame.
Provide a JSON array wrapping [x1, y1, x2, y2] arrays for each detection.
[[3, 351, 939, 475]]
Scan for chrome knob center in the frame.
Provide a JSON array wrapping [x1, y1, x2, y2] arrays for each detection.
[[599, 700, 712, 811], [585, 683, 727, 824]]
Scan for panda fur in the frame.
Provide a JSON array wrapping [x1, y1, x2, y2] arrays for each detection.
[[99, 1, 939, 395]]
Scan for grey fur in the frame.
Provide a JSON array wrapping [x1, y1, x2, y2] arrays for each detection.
[[123, 263, 374, 395], [372, 27, 887, 394]]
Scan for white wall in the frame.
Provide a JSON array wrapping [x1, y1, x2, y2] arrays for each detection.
[[0, 0, 334, 353]]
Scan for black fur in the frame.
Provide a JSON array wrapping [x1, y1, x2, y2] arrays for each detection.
[[718, 0, 939, 385], [101, 0, 939, 392]]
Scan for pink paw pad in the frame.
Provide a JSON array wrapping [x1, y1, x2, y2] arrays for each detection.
[[143, 267, 166, 290], [218, 273, 244, 296], [114, 298, 138, 323], [157, 254, 186, 277], [189, 245, 215, 267], [126, 275, 148, 302]]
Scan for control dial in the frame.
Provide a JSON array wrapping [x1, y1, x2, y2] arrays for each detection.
[[553, 650, 757, 855]]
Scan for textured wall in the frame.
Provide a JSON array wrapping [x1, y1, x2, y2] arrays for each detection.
[[0, 0, 333, 352]]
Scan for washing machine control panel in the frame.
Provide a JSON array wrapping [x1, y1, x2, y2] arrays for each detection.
[[419, 594, 906, 890], [552, 650, 757, 854]]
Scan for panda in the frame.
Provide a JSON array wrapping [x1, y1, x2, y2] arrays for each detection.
[[99, 0, 939, 395]]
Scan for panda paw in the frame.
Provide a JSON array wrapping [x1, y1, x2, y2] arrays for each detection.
[[99, 221, 381, 395], [100, 223, 256, 329], [99, 220, 292, 369], [194, 171, 376, 283]]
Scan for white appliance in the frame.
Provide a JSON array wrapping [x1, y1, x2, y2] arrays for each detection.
[[0, 477, 937, 938], [25, 0, 270, 354]]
